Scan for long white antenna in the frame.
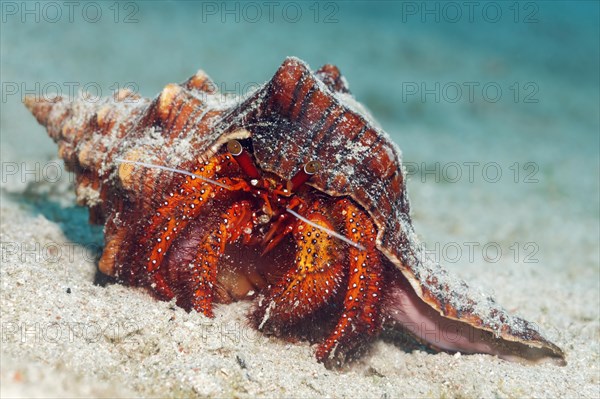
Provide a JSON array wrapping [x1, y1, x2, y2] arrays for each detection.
[[115, 158, 365, 251], [286, 208, 366, 251], [115, 159, 232, 190]]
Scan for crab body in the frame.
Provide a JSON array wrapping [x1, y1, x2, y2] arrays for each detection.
[[25, 57, 565, 367]]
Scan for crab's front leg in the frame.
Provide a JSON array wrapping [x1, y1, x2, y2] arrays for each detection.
[[316, 199, 384, 366], [162, 200, 254, 316], [252, 202, 345, 331], [118, 153, 242, 286]]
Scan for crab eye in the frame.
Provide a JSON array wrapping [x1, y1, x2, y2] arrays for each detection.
[[226, 140, 243, 156], [304, 161, 321, 175], [227, 139, 261, 179], [287, 160, 322, 192]]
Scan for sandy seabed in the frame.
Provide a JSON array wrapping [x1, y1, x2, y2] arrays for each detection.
[[1, 148, 598, 398]]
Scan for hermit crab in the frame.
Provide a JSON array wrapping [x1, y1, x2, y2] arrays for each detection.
[[25, 57, 565, 367]]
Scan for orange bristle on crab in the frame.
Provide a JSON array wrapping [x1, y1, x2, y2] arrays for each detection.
[[24, 57, 565, 367]]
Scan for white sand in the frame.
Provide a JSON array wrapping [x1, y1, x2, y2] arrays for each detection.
[[1, 168, 598, 398]]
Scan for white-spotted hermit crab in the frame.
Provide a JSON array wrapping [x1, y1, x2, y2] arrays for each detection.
[[25, 57, 565, 367]]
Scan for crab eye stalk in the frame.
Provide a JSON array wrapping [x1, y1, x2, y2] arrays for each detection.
[[287, 160, 321, 192], [227, 139, 261, 179]]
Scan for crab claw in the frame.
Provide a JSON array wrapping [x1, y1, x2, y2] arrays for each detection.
[[261, 214, 294, 256]]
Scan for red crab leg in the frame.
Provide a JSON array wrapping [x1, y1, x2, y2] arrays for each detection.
[[261, 197, 305, 255], [172, 201, 253, 317], [253, 206, 344, 327], [150, 272, 176, 301], [144, 176, 250, 299], [316, 199, 383, 365], [138, 154, 247, 274]]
